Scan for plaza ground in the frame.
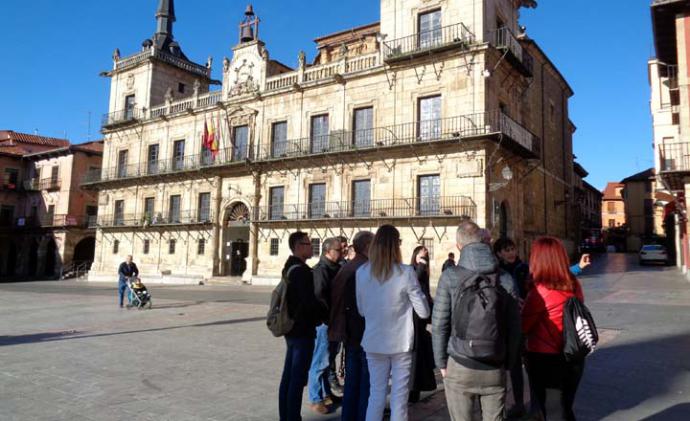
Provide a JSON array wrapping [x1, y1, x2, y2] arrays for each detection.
[[1, 253, 690, 420]]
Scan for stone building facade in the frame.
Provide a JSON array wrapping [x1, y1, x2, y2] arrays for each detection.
[[602, 182, 626, 230], [0, 131, 102, 278], [86, 0, 578, 285]]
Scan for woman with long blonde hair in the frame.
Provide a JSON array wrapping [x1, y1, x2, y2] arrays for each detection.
[[356, 225, 430, 421]]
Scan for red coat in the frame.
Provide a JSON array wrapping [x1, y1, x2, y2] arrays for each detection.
[[522, 280, 584, 354]]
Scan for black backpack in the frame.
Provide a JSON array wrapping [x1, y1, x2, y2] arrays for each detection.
[[562, 297, 598, 362], [266, 265, 300, 337], [450, 271, 509, 365]]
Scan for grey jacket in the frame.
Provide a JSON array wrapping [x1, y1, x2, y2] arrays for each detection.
[[431, 242, 521, 371]]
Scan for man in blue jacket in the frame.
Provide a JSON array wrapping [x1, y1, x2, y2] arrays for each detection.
[[117, 255, 138, 308]]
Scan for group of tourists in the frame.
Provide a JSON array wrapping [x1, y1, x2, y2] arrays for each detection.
[[271, 221, 593, 421]]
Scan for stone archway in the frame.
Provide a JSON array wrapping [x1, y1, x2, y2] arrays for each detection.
[[222, 202, 250, 276], [73, 237, 96, 265]]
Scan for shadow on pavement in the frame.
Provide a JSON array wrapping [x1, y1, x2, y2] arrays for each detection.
[[0, 316, 266, 347], [577, 332, 690, 420]]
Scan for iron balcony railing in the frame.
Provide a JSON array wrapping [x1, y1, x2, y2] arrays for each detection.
[[102, 107, 143, 128], [84, 111, 538, 185], [659, 142, 690, 172], [491, 27, 533, 76], [258, 111, 539, 160], [93, 209, 214, 228], [24, 178, 61, 191], [82, 146, 252, 184], [383, 23, 475, 61], [255, 196, 476, 222], [12, 214, 93, 228]]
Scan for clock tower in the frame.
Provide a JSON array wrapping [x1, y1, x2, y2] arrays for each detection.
[[223, 5, 268, 99]]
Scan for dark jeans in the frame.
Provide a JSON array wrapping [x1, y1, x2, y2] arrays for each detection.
[[510, 360, 525, 409], [118, 281, 127, 306], [279, 336, 315, 421], [342, 345, 369, 421], [525, 352, 585, 421]]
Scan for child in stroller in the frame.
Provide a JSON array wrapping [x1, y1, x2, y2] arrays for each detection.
[[126, 277, 152, 309]]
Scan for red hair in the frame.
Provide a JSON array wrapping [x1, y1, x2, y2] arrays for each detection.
[[529, 236, 576, 291]]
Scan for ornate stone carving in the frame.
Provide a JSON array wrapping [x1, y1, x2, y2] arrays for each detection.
[[223, 57, 230, 72], [298, 50, 306, 69], [165, 87, 174, 103], [126, 74, 135, 89]]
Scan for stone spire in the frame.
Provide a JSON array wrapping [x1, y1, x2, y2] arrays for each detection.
[[153, 0, 176, 51]]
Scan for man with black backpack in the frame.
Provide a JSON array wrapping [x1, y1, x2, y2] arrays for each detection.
[[432, 221, 521, 421], [274, 231, 324, 421]]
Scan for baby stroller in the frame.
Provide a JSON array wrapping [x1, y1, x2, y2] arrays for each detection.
[[126, 278, 152, 309]]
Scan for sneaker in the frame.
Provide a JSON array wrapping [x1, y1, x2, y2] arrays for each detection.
[[309, 402, 329, 415], [322, 396, 334, 406], [329, 379, 344, 398]]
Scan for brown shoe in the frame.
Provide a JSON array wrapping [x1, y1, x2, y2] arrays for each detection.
[[309, 402, 329, 415], [322, 396, 334, 406]]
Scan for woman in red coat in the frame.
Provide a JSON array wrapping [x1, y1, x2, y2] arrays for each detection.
[[522, 237, 586, 421]]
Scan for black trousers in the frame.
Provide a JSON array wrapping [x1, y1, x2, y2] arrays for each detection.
[[525, 352, 584, 421]]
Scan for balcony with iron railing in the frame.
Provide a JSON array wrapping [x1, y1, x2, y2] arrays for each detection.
[[254, 196, 476, 222], [383, 23, 476, 62], [102, 107, 143, 128], [659, 143, 690, 173], [256, 110, 539, 161], [7, 214, 94, 229], [491, 27, 533, 77], [23, 178, 61, 191], [92, 209, 214, 228], [85, 111, 538, 187], [113, 47, 210, 78]]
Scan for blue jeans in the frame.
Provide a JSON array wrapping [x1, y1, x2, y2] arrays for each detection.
[[342, 344, 369, 421], [279, 336, 314, 421], [118, 281, 127, 306], [308, 324, 331, 403]]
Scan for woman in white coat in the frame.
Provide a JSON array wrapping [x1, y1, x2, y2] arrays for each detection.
[[356, 225, 431, 421]]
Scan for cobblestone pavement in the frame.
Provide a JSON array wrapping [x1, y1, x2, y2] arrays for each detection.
[[1, 253, 689, 420]]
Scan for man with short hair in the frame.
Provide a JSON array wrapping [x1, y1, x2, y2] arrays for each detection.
[[329, 231, 375, 421], [279, 231, 323, 421], [442, 252, 456, 272], [117, 255, 138, 308], [432, 221, 520, 421], [308, 238, 343, 414]]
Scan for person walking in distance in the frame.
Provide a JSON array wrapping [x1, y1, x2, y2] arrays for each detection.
[[356, 225, 430, 421], [329, 231, 375, 421], [432, 221, 521, 421], [308, 238, 343, 414], [117, 255, 138, 308], [522, 237, 586, 421], [442, 252, 456, 272], [278, 232, 324, 421], [408, 246, 437, 403]]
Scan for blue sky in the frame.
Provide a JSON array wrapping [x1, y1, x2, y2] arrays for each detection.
[[0, 0, 653, 190]]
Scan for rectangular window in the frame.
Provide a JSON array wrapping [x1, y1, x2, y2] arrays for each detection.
[[270, 238, 280, 256], [169, 195, 181, 223], [198, 192, 211, 222], [172, 140, 185, 171], [50, 166, 59, 188], [0, 205, 14, 226], [608, 219, 615, 228], [418, 175, 441, 216], [144, 197, 155, 221], [309, 183, 326, 218], [418, 95, 442, 141], [86, 205, 98, 226], [46, 204, 55, 225], [607, 202, 616, 213], [311, 238, 321, 257], [143, 239, 150, 255], [114, 200, 125, 225], [147, 144, 159, 175], [3, 168, 18, 189], [117, 150, 129, 178], [310, 115, 330, 153], [233, 126, 249, 161], [352, 180, 371, 217], [198, 239, 205, 255], [271, 121, 288, 157], [169, 239, 176, 254], [113, 240, 120, 254], [353, 107, 374, 147], [124, 95, 136, 120], [418, 9, 442, 48], [178, 83, 186, 94], [269, 186, 285, 220]]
